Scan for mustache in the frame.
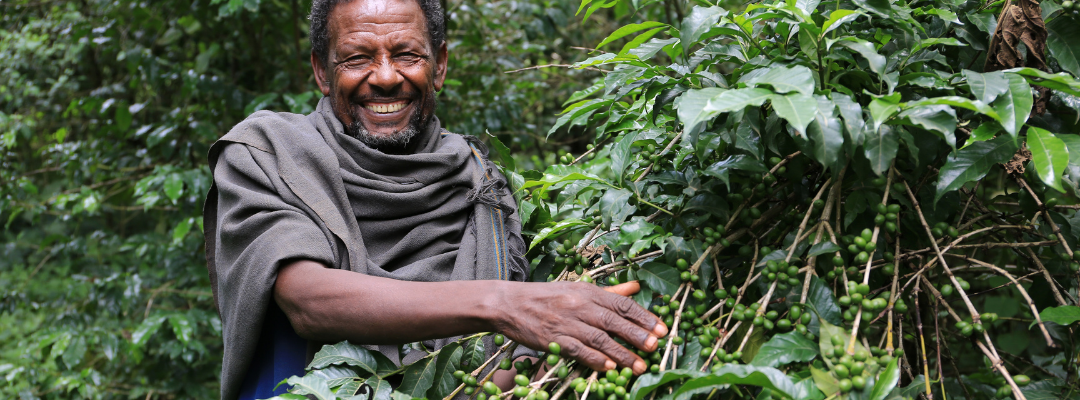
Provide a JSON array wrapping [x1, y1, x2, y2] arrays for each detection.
[[349, 92, 419, 103]]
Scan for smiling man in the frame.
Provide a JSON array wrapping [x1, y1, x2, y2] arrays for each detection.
[[203, 0, 666, 399]]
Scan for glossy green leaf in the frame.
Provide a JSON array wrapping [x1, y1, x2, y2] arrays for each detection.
[[703, 88, 773, 113], [131, 315, 167, 347], [597, 21, 668, 49], [529, 218, 587, 251], [1059, 134, 1080, 165], [962, 69, 1008, 104], [992, 73, 1033, 139], [398, 354, 437, 397], [611, 130, 640, 184], [166, 314, 194, 345], [869, 357, 901, 400], [365, 376, 394, 400], [868, 93, 901, 132], [804, 276, 843, 329], [835, 38, 885, 77], [810, 366, 840, 397], [426, 342, 462, 399], [309, 341, 385, 375], [821, 10, 862, 36], [163, 173, 183, 202], [905, 96, 998, 119], [898, 105, 957, 148], [925, 8, 961, 24], [311, 366, 360, 391], [1046, 16, 1080, 77], [676, 88, 726, 131], [1039, 305, 1080, 326], [619, 27, 667, 55], [672, 364, 811, 399], [834, 93, 866, 146], [638, 261, 681, 295], [1027, 127, 1070, 192], [935, 135, 1018, 203], [864, 124, 899, 176], [749, 65, 816, 96], [460, 337, 486, 371], [806, 96, 844, 168], [630, 369, 707, 400], [750, 331, 819, 367], [286, 375, 335, 400], [486, 133, 515, 172], [681, 6, 726, 55], [549, 98, 612, 136], [703, 155, 768, 190], [805, 241, 840, 259], [770, 92, 818, 134], [172, 217, 192, 244], [965, 122, 1000, 146], [1004, 67, 1080, 97]]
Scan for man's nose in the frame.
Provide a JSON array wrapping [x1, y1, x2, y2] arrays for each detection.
[[368, 58, 404, 92]]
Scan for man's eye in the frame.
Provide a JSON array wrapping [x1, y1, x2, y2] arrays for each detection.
[[341, 56, 371, 67]]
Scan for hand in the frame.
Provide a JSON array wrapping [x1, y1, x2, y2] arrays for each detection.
[[493, 280, 668, 375]]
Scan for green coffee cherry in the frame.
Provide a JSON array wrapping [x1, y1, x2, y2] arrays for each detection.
[[483, 381, 500, 395], [676, 258, 689, 270], [547, 342, 561, 355], [514, 386, 531, 397], [839, 378, 853, 392], [851, 376, 867, 390], [546, 354, 560, 365]]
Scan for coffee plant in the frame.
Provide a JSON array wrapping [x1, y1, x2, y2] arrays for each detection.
[[270, 0, 1080, 399]]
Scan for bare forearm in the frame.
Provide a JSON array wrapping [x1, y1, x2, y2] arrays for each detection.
[[274, 260, 505, 344], [275, 259, 667, 375]]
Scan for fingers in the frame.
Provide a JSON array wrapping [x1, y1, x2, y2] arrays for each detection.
[[595, 309, 660, 353], [602, 281, 641, 296], [584, 327, 648, 374], [603, 291, 668, 338], [557, 335, 617, 373]]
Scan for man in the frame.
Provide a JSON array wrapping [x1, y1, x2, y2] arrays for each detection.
[[203, 0, 667, 399]]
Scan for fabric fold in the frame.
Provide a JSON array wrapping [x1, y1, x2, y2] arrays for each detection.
[[204, 97, 528, 400]]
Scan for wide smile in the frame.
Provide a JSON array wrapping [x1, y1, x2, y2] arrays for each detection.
[[363, 99, 411, 115]]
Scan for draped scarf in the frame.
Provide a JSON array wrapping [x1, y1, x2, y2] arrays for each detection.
[[204, 97, 527, 400]]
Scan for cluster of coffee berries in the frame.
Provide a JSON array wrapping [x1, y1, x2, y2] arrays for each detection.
[[820, 335, 899, 394]]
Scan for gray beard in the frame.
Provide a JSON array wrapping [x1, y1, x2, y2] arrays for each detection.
[[347, 119, 421, 150]]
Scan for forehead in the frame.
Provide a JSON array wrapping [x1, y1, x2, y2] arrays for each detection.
[[328, 0, 428, 46]]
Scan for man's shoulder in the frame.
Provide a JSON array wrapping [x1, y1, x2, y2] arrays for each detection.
[[217, 109, 326, 155]]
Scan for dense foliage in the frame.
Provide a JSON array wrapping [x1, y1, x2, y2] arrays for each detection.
[[0, 0, 629, 398], [271, 0, 1080, 399], [4, 0, 1080, 399]]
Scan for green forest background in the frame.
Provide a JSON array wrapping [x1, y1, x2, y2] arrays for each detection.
[[0, 0, 661, 397], [4, 0, 1080, 398]]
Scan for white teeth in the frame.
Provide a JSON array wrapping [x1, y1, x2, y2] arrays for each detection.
[[366, 101, 407, 114]]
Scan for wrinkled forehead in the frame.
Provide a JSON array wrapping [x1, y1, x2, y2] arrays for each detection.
[[327, 0, 429, 46]]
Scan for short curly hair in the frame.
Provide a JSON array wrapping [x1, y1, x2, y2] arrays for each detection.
[[310, 0, 445, 64]]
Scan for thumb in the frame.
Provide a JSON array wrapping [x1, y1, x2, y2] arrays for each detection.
[[603, 281, 641, 297]]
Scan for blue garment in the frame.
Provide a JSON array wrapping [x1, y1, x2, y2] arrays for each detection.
[[237, 303, 308, 400]]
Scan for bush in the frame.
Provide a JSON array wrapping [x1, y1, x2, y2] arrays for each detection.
[[273, 0, 1080, 399]]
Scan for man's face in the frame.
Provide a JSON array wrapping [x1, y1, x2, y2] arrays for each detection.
[[312, 0, 447, 150]]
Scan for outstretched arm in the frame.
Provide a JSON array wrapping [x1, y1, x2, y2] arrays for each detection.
[[274, 260, 667, 374]]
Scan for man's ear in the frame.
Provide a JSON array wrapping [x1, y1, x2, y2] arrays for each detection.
[[433, 42, 448, 92], [311, 51, 331, 96]]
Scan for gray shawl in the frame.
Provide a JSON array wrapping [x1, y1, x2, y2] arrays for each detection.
[[204, 97, 527, 400]]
